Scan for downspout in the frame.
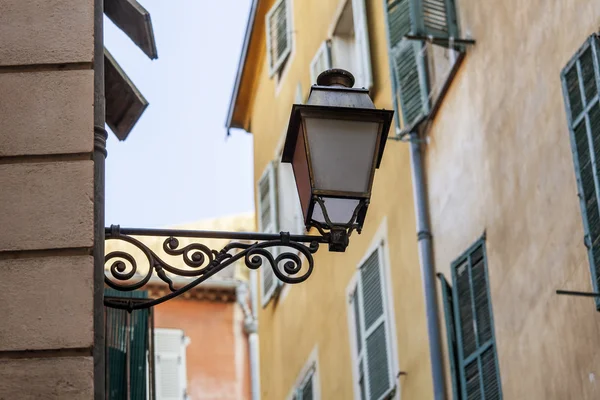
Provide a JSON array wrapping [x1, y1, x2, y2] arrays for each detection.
[[236, 278, 260, 400], [408, 130, 446, 400], [93, 0, 107, 397]]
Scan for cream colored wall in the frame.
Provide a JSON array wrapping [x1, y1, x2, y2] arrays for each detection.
[[427, 1, 600, 398], [248, 0, 432, 399]]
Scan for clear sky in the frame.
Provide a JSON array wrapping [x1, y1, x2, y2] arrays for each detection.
[[104, 0, 254, 228]]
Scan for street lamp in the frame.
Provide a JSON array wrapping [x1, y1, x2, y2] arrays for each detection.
[[282, 69, 393, 251], [105, 69, 393, 310]]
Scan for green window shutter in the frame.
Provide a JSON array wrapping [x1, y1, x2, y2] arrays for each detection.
[[437, 274, 461, 400], [452, 241, 502, 400], [384, 0, 430, 130], [104, 289, 150, 400], [357, 248, 394, 400], [410, 0, 459, 44], [266, 0, 292, 77], [561, 34, 600, 308], [258, 162, 279, 306]]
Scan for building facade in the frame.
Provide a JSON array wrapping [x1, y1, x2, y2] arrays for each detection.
[[228, 0, 600, 399]]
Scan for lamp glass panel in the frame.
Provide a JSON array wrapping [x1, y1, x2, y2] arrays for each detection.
[[311, 197, 360, 225], [304, 117, 379, 194]]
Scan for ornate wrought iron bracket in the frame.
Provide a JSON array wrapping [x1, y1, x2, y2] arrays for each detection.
[[104, 226, 332, 311]]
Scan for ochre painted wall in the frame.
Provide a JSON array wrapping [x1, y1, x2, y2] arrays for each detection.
[[155, 299, 250, 400], [426, 0, 600, 399], [246, 0, 432, 399]]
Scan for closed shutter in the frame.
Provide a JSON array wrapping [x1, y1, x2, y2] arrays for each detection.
[[266, 0, 292, 77], [310, 41, 332, 84], [258, 162, 279, 306], [384, 0, 430, 130], [452, 241, 502, 400], [561, 34, 600, 308], [437, 274, 461, 400], [154, 328, 187, 400], [410, 0, 459, 45], [350, 247, 395, 400], [351, 0, 373, 89], [105, 289, 150, 400]]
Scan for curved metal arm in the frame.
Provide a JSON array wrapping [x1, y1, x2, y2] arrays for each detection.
[[104, 225, 326, 310]]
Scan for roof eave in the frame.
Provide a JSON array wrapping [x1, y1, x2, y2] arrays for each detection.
[[225, 0, 260, 134]]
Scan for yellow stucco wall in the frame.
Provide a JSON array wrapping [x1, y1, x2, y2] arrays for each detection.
[[426, 1, 600, 399], [244, 0, 432, 399]]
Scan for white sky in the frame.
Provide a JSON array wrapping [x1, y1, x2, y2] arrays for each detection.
[[104, 0, 254, 228]]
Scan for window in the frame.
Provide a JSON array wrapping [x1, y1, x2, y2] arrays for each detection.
[[295, 368, 315, 400], [105, 289, 154, 400], [438, 240, 502, 399], [561, 34, 600, 308], [266, 0, 292, 77], [382, 0, 461, 132], [154, 328, 188, 400], [258, 161, 280, 306], [348, 245, 396, 400], [288, 347, 320, 400], [310, 41, 332, 85], [326, 0, 372, 89]]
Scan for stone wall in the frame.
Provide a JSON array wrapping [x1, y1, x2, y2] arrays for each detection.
[[0, 1, 96, 398]]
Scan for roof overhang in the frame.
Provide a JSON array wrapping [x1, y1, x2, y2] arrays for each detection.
[[225, 0, 262, 134]]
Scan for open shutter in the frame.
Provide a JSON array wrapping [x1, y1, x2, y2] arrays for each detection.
[[392, 41, 429, 128], [437, 274, 461, 400], [452, 241, 502, 400], [310, 41, 332, 84], [410, 0, 459, 45], [358, 248, 394, 400], [351, 0, 373, 89], [384, 0, 429, 130], [561, 34, 600, 309], [266, 0, 292, 77], [154, 328, 187, 400], [258, 162, 279, 306]]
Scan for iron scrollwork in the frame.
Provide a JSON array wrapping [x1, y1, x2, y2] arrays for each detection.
[[104, 226, 324, 311]]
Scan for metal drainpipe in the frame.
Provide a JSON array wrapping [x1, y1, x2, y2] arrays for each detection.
[[408, 131, 446, 400], [236, 279, 261, 400], [93, 0, 107, 397]]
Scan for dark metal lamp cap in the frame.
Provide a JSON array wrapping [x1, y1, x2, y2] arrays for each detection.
[[317, 69, 355, 88]]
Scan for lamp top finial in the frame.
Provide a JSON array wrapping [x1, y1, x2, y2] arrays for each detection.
[[316, 69, 355, 88]]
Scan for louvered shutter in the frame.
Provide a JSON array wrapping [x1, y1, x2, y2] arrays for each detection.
[[384, 0, 430, 130], [258, 162, 279, 306], [266, 0, 292, 77], [561, 34, 600, 308], [105, 289, 150, 400], [351, 0, 373, 89], [452, 241, 502, 400], [437, 274, 461, 400], [310, 41, 332, 84], [410, 0, 459, 46], [154, 328, 187, 400], [353, 248, 394, 400]]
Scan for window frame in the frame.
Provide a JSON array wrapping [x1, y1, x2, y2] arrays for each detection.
[[450, 238, 502, 399], [286, 346, 321, 400], [561, 34, 600, 309], [346, 220, 400, 400], [266, 0, 293, 78], [257, 161, 280, 307]]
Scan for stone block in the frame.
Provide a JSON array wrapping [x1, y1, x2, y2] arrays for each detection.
[[0, 70, 94, 156], [0, 256, 93, 351], [0, 161, 94, 251], [0, 357, 93, 399], [0, 0, 93, 66]]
